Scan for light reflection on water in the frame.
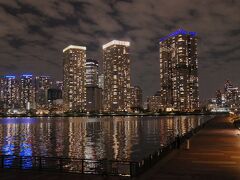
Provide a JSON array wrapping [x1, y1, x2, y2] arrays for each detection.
[[0, 116, 211, 161]]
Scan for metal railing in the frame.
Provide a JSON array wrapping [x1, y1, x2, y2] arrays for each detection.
[[0, 155, 141, 177]]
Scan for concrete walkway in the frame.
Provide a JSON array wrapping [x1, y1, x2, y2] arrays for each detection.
[[1, 115, 240, 180], [139, 115, 240, 180]]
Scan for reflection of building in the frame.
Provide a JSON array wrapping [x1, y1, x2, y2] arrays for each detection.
[[129, 86, 143, 111], [103, 40, 131, 112], [63, 45, 86, 112], [20, 74, 35, 110], [159, 29, 199, 112], [35, 76, 52, 109], [86, 59, 99, 87]]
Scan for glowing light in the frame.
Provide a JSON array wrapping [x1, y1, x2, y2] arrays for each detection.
[[63, 45, 86, 52], [5, 75, 16, 79], [103, 40, 130, 49], [159, 29, 197, 42], [22, 74, 33, 78]]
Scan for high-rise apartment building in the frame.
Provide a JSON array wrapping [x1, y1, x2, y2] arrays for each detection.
[[35, 76, 52, 109], [86, 86, 102, 112], [129, 86, 143, 111], [86, 59, 99, 87], [224, 80, 240, 109], [63, 45, 86, 112], [85, 59, 102, 112], [102, 40, 131, 112], [1, 76, 20, 109], [20, 74, 35, 110], [159, 29, 199, 112], [98, 74, 104, 90]]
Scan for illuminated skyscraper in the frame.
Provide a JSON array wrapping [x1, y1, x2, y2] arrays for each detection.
[[159, 29, 199, 112], [98, 74, 104, 90], [0, 76, 5, 108], [55, 81, 63, 90], [224, 80, 240, 109], [35, 76, 52, 109], [102, 40, 131, 112], [20, 74, 35, 110], [85, 59, 102, 112], [147, 91, 162, 112], [129, 86, 143, 111], [1, 76, 20, 109], [86, 59, 99, 87], [63, 45, 86, 112]]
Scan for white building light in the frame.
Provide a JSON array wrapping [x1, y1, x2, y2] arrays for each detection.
[[63, 45, 86, 52], [102, 40, 130, 49]]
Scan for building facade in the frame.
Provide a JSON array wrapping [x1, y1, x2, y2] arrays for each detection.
[[129, 86, 143, 111], [0, 76, 20, 110], [147, 96, 162, 112], [35, 76, 52, 109], [63, 45, 86, 112], [86, 86, 102, 112], [20, 74, 35, 110], [159, 29, 199, 112], [102, 40, 131, 112], [86, 59, 99, 87]]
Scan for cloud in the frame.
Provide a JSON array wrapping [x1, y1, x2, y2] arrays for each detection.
[[0, 0, 239, 100]]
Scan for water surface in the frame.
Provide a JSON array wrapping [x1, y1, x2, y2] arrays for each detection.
[[0, 116, 212, 161]]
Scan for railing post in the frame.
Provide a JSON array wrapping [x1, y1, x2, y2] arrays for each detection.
[[20, 156, 22, 169], [39, 156, 42, 170], [82, 159, 84, 174], [59, 158, 63, 172], [2, 155, 4, 168], [130, 162, 133, 177]]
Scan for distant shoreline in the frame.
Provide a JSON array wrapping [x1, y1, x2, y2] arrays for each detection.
[[0, 112, 227, 118]]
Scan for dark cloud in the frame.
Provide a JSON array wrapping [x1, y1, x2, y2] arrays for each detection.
[[0, 0, 240, 101]]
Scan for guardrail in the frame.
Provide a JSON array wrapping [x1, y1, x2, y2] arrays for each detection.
[[0, 155, 141, 177], [0, 119, 211, 177]]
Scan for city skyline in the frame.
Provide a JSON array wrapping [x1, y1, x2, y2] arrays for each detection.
[[0, 0, 239, 101]]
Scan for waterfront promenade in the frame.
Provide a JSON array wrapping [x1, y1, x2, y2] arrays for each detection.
[[139, 115, 240, 179], [1, 115, 240, 179]]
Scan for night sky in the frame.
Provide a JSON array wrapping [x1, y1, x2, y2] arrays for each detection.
[[0, 0, 239, 101]]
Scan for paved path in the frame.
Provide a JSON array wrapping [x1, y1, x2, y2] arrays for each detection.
[[1, 115, 240, 180], [139, 115, 240, 180]]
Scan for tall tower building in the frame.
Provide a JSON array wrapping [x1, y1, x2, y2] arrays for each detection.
[[35, 76, 52, 109], [86, 59, 99, 87], [98, 74, 104, 90], [2, 76, 20, 109], [102, 40, 131, 112], [129, 86, 143, 111], [20, 74, 35, 110], [85, 59, 102, 112], [63, 45, 86, 112], [159, 29, 199, 111]]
